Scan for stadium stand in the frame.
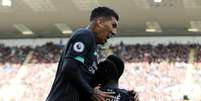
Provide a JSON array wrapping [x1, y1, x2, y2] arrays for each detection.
[[0, 42, 201, 101]]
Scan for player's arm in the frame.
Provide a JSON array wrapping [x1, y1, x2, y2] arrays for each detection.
[[62, 33, 94, 97], [63, 33, 114, 101], [62, 58, 94, 96], [63, 59, 114, 101]]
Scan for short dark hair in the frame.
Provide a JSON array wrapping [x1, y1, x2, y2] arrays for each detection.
[[93, 59, 119, 86], [90, 6, 119, 21], [107, 55, 124, 79]]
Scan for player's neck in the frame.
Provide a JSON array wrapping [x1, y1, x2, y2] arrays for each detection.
[[86, 23, 99, 45], [86, 23, 96, 33], [104, 81, 118, 88]]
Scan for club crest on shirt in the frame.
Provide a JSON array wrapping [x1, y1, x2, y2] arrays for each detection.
[[73, 42, 84, 53]]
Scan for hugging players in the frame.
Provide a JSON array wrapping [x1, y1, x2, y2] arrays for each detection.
[[90, 55, 139, 101]]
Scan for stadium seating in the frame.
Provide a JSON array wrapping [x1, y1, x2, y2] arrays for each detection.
[[0, 42, 201, 101]]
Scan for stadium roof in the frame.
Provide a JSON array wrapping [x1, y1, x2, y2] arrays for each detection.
[[0, 0, 201, 39]]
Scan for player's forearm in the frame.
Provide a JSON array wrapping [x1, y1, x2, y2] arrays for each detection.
[[62, 58, 94, 96]]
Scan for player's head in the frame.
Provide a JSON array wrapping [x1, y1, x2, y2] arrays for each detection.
[[107, 55, 124, 79], [95, 59, 119, 86], [94, 55, 124, 86], [90, 6, 119, 45]]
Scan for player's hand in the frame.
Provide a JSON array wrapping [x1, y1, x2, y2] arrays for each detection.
[[128, 90, 139, 101], [91, 86, 115, 101]]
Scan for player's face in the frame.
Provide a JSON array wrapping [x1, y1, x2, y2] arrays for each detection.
[[96, 17, 118, 45]]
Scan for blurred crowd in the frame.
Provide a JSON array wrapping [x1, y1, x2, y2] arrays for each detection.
[[120, 62, 201, 101], [0, 64, 56, 101], [110, 42, 196, 63], [1, 42, 201, 101], [0, 42, 62, 65], [0, 44, 31, 65], [2, 42, 201, 65], [114, 42, 201, 63], [0, 63, 200, 101], [29, 42, 62, 63]]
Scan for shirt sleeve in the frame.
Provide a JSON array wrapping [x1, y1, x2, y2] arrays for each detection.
[[65, 33, 93, 64], [62, 32, 95, 97], [62, 58, 94, 97]]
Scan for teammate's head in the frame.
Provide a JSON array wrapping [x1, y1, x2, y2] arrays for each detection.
[[107, 55, 124, 79], [90, 7, 119, 45], [93, 55, 124, 86], [94, 59, 119, 86]]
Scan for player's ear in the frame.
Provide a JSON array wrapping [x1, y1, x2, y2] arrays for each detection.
[[95, 17, 104, 28]]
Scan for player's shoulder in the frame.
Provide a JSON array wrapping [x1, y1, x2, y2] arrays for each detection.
[[115, 88, 128, 94], [115, 88, 132, 98], [115, 89, 135, 101], [74, 28, 94, 38], [68, 28, 95, 44]]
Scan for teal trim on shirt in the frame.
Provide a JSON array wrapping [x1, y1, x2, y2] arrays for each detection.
[[93, 51, 97, 56], [74, 56, 85, 64]]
